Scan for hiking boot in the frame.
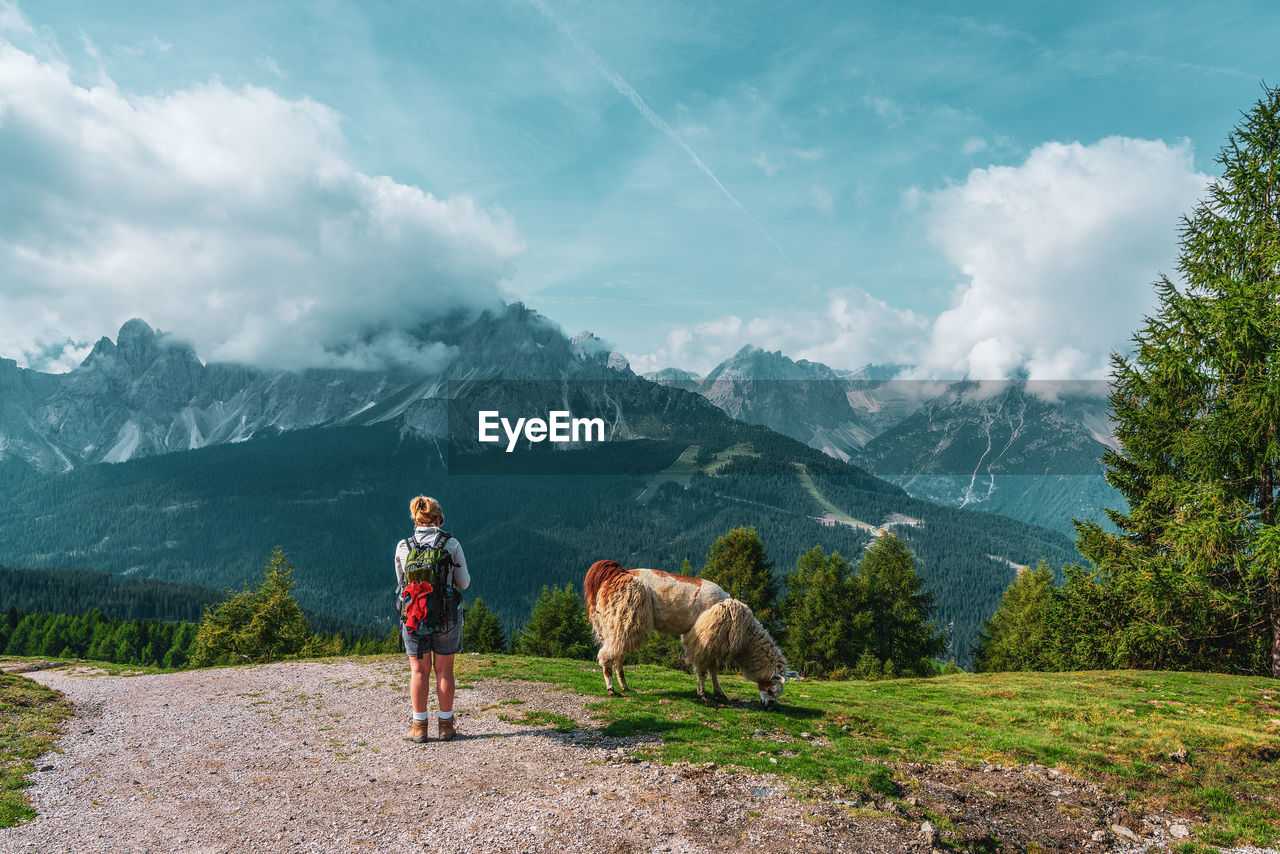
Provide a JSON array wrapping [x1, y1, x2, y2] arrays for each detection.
[[437, 713, 456, 741], [405, 718, 430, 743]]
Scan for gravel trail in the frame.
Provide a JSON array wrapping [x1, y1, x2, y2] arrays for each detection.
[[4, 658, 918, 854]]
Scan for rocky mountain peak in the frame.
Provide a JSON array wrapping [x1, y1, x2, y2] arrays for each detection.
[[644, 367, 703, 386], [116, 318, 159, 372], [82, 336, 117, 367], [705, 345, 841, 384], [570, 330, 629, 372]]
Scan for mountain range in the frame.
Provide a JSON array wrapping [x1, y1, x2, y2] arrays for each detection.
[[0, 308, 638, 472], [646, 346, 1122, 537]]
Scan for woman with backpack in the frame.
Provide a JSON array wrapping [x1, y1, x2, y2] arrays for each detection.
[[396, 495, 470, 743]]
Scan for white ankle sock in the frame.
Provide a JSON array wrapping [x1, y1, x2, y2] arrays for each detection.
[[437, 710, 454, 719], [413, 710, 430, 722]]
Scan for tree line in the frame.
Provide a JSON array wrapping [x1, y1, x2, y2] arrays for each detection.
[[1, 608, 198, 668], [4, 525, 952, 683], [469, 525, 953, 680]]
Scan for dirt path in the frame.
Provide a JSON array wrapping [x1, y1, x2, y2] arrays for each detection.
[[3, 657, 923, 854]]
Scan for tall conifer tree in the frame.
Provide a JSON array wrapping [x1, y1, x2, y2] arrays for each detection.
[[1075, 84, 1280, 676], [855, 535, 947, 675]]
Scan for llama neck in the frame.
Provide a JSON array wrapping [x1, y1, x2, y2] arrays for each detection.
[[735, 622, 788, 680]]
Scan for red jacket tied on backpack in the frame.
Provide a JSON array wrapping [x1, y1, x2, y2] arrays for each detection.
[[400, 580, 435, 633]]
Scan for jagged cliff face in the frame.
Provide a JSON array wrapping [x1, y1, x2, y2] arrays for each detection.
[[853, 383, 1115, 478], [647, 345, 914, 460], [0, 306, 635, 471]]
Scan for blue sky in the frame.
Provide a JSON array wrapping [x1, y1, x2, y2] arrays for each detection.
[[1, 1, 1277, 377]]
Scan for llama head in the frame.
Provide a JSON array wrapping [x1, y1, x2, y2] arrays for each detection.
[[755, 669, 799, 707]]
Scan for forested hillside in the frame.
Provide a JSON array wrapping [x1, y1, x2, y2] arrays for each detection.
[[0, 420, 1075, 665], [0, 565, 374, 636], [0, 565, 220, 623]]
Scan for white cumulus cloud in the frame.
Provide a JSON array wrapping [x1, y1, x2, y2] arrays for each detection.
[[0, 36, 523, 372], [626, 286, 927, 376], [917, 136, 1209, 380]]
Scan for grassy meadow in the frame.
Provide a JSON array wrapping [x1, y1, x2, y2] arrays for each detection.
[[0, 672, 71, 828], [464, 656, 1280, 849]]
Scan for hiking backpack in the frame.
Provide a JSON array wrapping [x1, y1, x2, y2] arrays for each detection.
[[398, 530, 460, 642]]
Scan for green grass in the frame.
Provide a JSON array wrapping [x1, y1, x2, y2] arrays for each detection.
[[460, 655, 1280, 847], [702, 442, 761, 474], [497, 708, 579, 733], [0, 655, 173, 678], [0, 673, 71, 827], [794, 462, 876, 530], [637, 444, 702, 503]]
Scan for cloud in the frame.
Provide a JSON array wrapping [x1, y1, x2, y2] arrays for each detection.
[[630, 137, 1210, 382], [916, 136, 1210, 380], [753, 152, 779, 177], [0, 36, 523, 372], [753, 148, 825, 178], [863, 94, 905, 127], [626, 286, 928, 375], [257, 54, 283, 78], [810, 185, 835, 217], [0, 1, 32, 37]]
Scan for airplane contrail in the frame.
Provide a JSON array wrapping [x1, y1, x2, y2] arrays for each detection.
[[525, 0, 790, 262]]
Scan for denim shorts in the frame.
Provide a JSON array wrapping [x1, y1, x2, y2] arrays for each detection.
[[402, 614, 463, 657]]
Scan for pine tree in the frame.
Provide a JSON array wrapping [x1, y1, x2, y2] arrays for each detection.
[[189, 547, 313, 666], [461, 598, 507, 653], [780, 546, 865, 677], [972, 562, 1057, 672], [1075, 83, 1280, 677], [510, 585, 595, 660], [856, 535, 947, 676], [700, 526, 779, 632], [633, 630, 686, 670]]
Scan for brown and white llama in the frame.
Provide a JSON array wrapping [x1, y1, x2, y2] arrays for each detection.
[[584, 560, 798, 705], [584, 559, 729, 696], [681, 598, 797, 707]]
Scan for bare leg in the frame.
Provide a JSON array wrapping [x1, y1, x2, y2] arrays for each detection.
[[696, 670, 709, 702], [408, 654, 430, 714], [711, 670, 729, 700], [433, 653, 456, 712], [618, 663, 629, 692]]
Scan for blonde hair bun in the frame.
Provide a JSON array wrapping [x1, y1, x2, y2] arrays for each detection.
[[410, 496, 443, 527]]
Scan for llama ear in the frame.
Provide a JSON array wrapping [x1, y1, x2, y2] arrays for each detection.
[[784, 669, 801, 680]]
